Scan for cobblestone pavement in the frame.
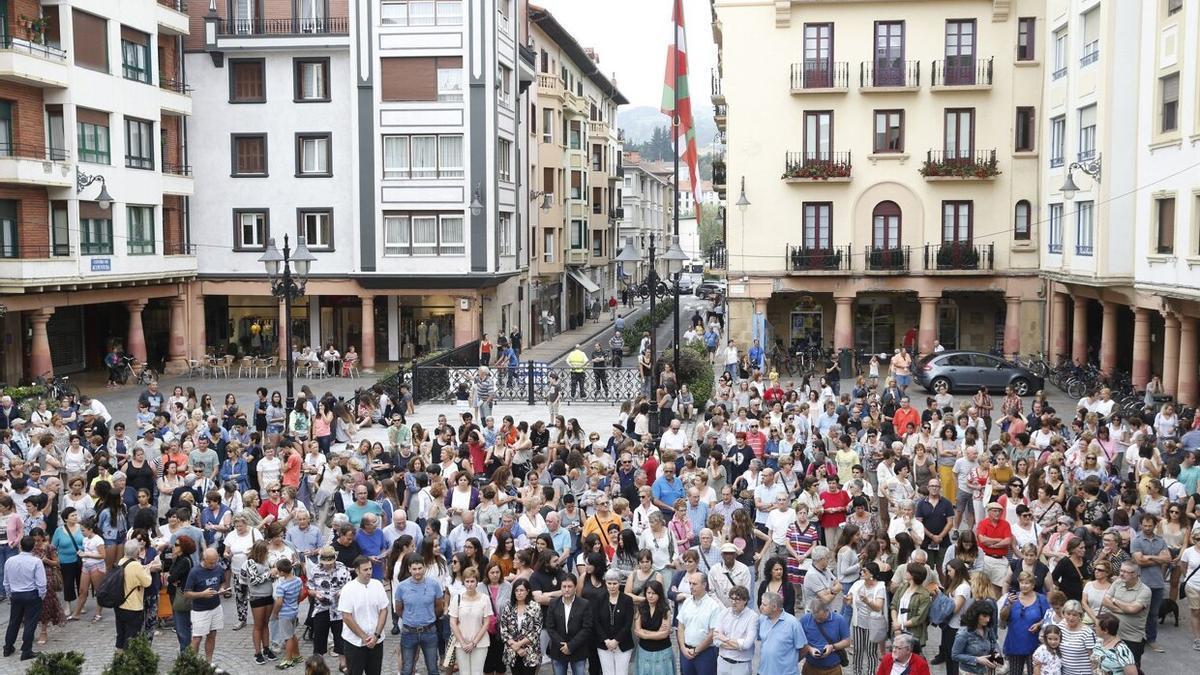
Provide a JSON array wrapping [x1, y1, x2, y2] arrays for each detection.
[[0, 603, 1195, 674]]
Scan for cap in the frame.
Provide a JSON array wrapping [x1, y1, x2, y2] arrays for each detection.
[[720, 542, 739, 554], [986, 502, 1003, 511]]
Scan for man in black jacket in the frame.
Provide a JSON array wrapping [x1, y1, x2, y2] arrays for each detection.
[[544, 574, 592, 675]]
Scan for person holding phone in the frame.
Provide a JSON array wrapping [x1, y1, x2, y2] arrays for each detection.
[[184, 548, 227, 665]]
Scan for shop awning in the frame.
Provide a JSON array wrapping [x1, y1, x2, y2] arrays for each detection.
[[566, 268, 601, 294]]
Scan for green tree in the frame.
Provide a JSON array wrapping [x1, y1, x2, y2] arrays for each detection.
[[698, 207, 721, 251]]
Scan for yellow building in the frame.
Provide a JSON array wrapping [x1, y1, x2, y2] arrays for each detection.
[[713, 0, 1044, 358]]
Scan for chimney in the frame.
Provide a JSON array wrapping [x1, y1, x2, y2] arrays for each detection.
[[585, 48, 599, 64]]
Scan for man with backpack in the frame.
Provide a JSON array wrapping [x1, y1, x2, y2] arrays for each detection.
[[104, 539, 153, 651]]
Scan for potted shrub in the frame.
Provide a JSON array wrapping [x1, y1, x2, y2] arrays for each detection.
[[26, 651, 85, 675], [166, 647, 216, 675], [936, 243, 980, 269], [102, 634, 159, 675]]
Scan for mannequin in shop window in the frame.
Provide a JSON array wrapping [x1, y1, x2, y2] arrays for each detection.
[[427, 321, 441, 351], [417, 321, 428, 355]]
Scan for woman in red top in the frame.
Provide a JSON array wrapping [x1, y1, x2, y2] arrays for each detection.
[[280, 445, 303, 489], [818, 476, 851, 548], [257, 483, 283, 525]]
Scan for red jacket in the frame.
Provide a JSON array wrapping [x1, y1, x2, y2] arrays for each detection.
[[876, 653, 931, 675]]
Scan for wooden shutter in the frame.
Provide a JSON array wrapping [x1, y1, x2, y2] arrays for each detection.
[[236, 136, 265, 174], [73, 11, 109, 71], [76, 108, 110, 127], [380, 57, 436, 101], [120, 26, 149, 45], [232, 61, 264, 100]]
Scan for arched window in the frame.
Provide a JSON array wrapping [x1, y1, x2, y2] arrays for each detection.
[[1014, 200, 1032, 240], [872, 201, 901, 249]]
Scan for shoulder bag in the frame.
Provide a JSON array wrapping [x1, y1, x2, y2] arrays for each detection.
[[814, 616, 850, 667]]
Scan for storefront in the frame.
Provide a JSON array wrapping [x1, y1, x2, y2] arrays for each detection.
[[397, 295, 456, 359], [204, 295, 308, 357]]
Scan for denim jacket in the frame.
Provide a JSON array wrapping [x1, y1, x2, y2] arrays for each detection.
[[951, 628, 999, 674]]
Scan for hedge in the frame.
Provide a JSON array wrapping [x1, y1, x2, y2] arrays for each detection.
[[622, 300, 677, 355], [664, 340, 715, 408]]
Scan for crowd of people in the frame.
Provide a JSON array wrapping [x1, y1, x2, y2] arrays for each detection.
[[0, 331, 1198, 675]]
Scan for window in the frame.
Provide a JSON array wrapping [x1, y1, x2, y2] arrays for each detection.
[[295, 58, 330, 101], [1075, 201, 1094, 255], [229, 59, 266, 103], [412, 136, 437, 178], [499, 212, 514, 256], [379, 57, 462, 102], [570, 171, 583, 200], [873, 21, 905, 86], [1077, 105, 1096, 160], [542, 109, 554, 143], [127, 206, 155, 255], [1168, 0, 1183, 15], [1160, 73, 1179, 133], [124, 118, 154, 170], [570, 220, 586, 249], [0, 200, 15, 258], [543, 229, 555, 262], [80, 202, 113, 255], [1048, 203, 1063, 253], [382, 136, 410, 179], [1052, 28, 1068, 79], [804, 111, 832, 160], [569, 121, 582, 150], [76, 109, 110, 164], [1080, 9, 1099, 66], [1155, 197, 1175, 254], [384, 214, 463, 255], [592, 231, 604, 257], [803, 202, 832, 249], [543, 167, 555, 197], [1049, 116, 1065, 167], [296, 134, 331, 176], [120, 28, 151, 83], [1015, 107, 1035, 152], [73, 11, 108, 72], [944, 108, 974, 159], [497, 139, 512, 182], [51, 202, 69, 256], [1014, 200, 1032, 240], [592, 144, 603, 171], [381, 1, 462, 26], [440, 215, 464, 254], [499, 65, 512, 106], [872, 201, 901, 249], [1016, 17, 1036, 61], [942, 201, 973, 244], [944, 20, 977, 85], [234, 210, 268, 250], [299, 209, 333, 250], [802, 23, 833, 86], [873, 110, 903, 153], [232, 134, 268, 176]]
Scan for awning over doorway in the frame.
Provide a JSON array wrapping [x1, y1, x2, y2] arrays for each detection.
[[566, 269, 601, 294]]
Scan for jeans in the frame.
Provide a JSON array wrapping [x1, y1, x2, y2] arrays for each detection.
[[400, 627, 440, 675], [552, 659, 587, 675], [173, 608, 192, 652], [1145, 586, 1164, 644], [681, 645, 718, 675], [345, 642, 384, 675], [0, 545, 16, 598], [3, 590, 41, 657]]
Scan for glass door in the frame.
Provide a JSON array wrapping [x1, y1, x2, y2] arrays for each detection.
[[944, 20, 976, 84], [804, 111, 831, 163], [874, 22, 904, 86], [234, 0, 255, 35], [0, 102, 12, 157], [944, 109, 973, 160], [803, 23, 833, 87]]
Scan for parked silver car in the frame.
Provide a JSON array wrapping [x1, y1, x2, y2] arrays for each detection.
[[914, 350, 1044, 395]]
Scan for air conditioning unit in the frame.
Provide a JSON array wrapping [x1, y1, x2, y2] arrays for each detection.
[[565, 249, 588, 266]]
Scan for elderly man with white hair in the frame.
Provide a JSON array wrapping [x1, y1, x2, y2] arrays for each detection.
[[382, 508, 422, 548], [446, 509, 486, 555], [886, 499, 926, 546], [473, 366, 496, 419], [802, 545, 842, 613]]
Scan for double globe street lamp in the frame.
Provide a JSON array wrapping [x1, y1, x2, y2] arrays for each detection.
[[259, 235, 316, 411]]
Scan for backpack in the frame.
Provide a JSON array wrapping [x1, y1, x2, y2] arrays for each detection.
[[97, 558, 137, 609], [928, 589, 955, 626]]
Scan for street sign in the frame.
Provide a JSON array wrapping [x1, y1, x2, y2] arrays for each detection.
[[90, 258, 111, 272]]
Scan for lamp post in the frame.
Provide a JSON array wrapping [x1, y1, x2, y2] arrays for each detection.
[[735, 177, 750, 282], [259, 235, 316, 412], [662, 237, 689, 378], [76, 169, 114, 209], [1059, 154, 1101, 200]]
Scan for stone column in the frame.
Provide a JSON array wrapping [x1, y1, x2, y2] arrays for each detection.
[[834, 297, 854, 351], [1003, 296, 1022, 359], [163, 297, 188, 375], [918, 296, 939, 356], [191, 292, 206, 359], [1177, 316, 1198, 407], [1100, 301, 1119, 375], [454, 296, 481, 347], [1052, 293, 1070, 361], [278, 298, 289, 363], [361, 295, 377, 373], [125, 299, 149, 365], [1132, 308, 1151, 388], [1071, 298, 1088, 365], [28, 308, 54, 379], [1162, 312, 1181, 397]]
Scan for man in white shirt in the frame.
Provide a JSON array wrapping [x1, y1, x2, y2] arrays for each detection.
[[712, 585, 756, 673], [382, 509, 422, 549], [708, 543, 751, 607], [338, 556, 390, 675], [445, 511, 487, 554], [660, 419, 688, 454], [752, 469, 787, 529]]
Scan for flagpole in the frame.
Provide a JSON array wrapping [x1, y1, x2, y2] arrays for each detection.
[[671, 0, 682, 382]]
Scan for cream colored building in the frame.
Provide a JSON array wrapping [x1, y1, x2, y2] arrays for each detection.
[[527, 5, 626, 341], [618, 152, 676, 290], [712, 0, 1044, 359], [1040, 0, 1198, 405]]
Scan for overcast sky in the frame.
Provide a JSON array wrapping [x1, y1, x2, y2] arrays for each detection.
[[535, 0, 717, 111]]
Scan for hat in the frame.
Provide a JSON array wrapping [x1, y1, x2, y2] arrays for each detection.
[[720, 542, 739, 554], [1057, 515, 1075, 525], [9, 418, 24, 426], [612, 423, 624, 432], [986, 502, 1002, 511]]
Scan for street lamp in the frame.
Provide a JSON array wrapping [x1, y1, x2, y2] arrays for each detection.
[[259, 234, 315, 413], [1059, 154, 1101, 201], [736, 177, 749, 283], [76, 169, 114, 209], [470, 183, 484, 217], [662, 236, 689, 379]]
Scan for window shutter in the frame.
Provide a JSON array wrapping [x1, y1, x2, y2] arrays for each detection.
[[73, 11, 108, 71], [381, 57, 437, 101]]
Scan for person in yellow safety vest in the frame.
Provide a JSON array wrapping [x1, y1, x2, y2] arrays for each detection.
[[566, 344, 589, 399]]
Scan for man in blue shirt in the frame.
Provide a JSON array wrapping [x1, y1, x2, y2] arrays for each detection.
[[799, 599, 851, 672], [651, 461, 685, 517], [685, 488, 710, 545], [748, 339, 765, 373], [394, 558, 444, 675], [355, 513, 388, 580], [2, 536, 45, 660], [757, 591, 807, 675]]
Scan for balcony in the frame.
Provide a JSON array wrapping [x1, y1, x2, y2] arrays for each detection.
[[924, 243, 994, 272], [711, 69, 724, 103], [565, 90, 588, 116], [587, 120, 610, 138], [931, 57, 993, 89], [790, 61, 849, 93], [0, 243, 72, 259], [162, 163, 194, 196], [159, 77, 192, 115], [1080, 42, 1099, 67], [782, 151, 852, 182], [537, 73, 563, 99], [217, 17, 349, 36], [712, 159, 726, 191], [1048, 242, 1063, 254], [0, 35, 69, 88], [565, 248, 588, 266], [920, 150, 999, 180], [860, 60, 920, 91], [706, 245, 727, 270], [787, 245, 850, 273], [0, 144, 72, 187], [864, 246, 911, 272], [714, 104, 726, 130], [157, 0, 190, 35], [165, 242, 197, 256], [1075, 244, 1094, 257]]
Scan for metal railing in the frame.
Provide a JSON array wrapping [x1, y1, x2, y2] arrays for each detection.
[[790, 61, 849, 89], [711, 69, 723, 97], [714, 104, 727, 118], [159, 77, 192, 94], [1075, 244, 1094, 256], [924, 242, 994, 271], [163, 163, 192, 176], [0, 244, 73, 259], [712, 160, 726, 186], [0, 35, 68, 61], [783, 151, 852, 179], [788, 244, 849, 272], [0, 143, 68, 161], [216, 17, 349, 36], [413, 363, 648, 405], [165, 242, 197, 255], [932, 57, 993, 86], [706, 246, 727, 270], [158, 0, 188, 11], [860, 60, 920, 88], [921, 149, 999, 178], [1048, 242, 1063, 254], [1080, 42, 1099, 66], [864, 246, 910, 271]]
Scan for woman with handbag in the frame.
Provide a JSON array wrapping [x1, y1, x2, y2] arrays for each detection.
[[499, 579, 542, 675], [847, 562, 888, 675], [51, 507, 85, 607], [167, 535, 197, 652], [481, 562, 510, 675]]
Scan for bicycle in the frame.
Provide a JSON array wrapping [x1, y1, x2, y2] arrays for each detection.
[[115, 353, 157, 386], [35, 371, 80, 401]]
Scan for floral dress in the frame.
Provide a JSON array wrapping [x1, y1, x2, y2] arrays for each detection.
[[498, 602, 542, 669], [34, 541, 66, 627]]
